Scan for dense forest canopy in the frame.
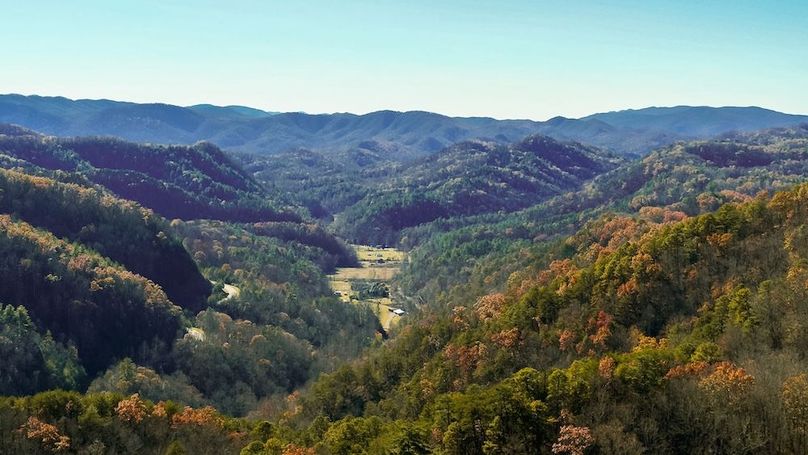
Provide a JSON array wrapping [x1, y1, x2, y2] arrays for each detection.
[[0, 167, 211, 310], [396, 125, 808, 306], [1, 120, 808, 453], [0, 156, 378, 425], [0, 129, 301, 222], [265, 181, 808, 454], [330, 135, 621, 244]]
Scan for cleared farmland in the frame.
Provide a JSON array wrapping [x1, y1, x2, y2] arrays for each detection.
[[328, 245, 406, 330]]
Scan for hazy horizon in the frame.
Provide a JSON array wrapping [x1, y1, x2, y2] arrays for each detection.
[[4, 92, 807, 122], [3, 0, 807, 120]]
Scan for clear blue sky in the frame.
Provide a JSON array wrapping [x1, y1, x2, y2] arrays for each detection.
[[3, 0, 807, 119]]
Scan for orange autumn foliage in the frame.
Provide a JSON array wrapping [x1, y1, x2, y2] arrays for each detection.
[[559, 329, 575, 352], [451, 306, 469, 329], [444, 342, 487, 377], [664, 361, 709, 380], [115, 394, 148, 424], [19, 416, 71, 452], [588, 311, 613, 347], [698, 362, 755, 405], [490, 328, 520, 349], [598, 356, 616, 380], [474, 293, 507, 321], [282, 444, 317, 455], [552, 425, 594, 455], [171, 406, 224, 429]]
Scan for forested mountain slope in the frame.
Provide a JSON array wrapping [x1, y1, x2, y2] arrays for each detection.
[[262, 181, 808, 454], [0, 165, 376, 422], [398, 125, 808, 303], [0, 168, 210, 311], [585, 105, 808, 136], [0, 125, 300, 222], [0, 125, 365, 272], [0, 171, 205, 376], [0, 214, 182, 376], [333, 135, 622, 244], [240, 147, 399, 220]]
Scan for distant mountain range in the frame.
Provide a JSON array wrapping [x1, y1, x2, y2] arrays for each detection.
[[1, 94, 806, 157]]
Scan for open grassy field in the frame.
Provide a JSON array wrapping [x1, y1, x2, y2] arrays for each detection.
[[354, 245, 407, 263], [366, 297, 397, 329], [330, 266, 399, 281], [328, 245, 406, 330], [328, 278, 353, 303]]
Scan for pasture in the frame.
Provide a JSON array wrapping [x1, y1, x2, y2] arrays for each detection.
[[328, 245, 406, 330]]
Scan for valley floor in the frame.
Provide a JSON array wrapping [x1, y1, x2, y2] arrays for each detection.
[[328, 245, 406, 330]]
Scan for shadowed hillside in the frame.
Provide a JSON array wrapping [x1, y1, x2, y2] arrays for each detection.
[[333, 135, 622, 244], [0, 126, 301, 222]]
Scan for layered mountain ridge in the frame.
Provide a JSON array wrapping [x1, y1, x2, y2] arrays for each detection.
[[3, 94, 806, 157]]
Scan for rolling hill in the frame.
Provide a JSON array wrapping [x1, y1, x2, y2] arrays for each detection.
[[0, 167, 211, 311], [280, 181, 808, 453], [397, 125, 808, 298], [332, 135, 622, 244], [584, 105, 808, 136], [0, 168, 212, 375], [240, 147, 399, 220], [0, 164, 376, 414], [0, 125, 301, 222]]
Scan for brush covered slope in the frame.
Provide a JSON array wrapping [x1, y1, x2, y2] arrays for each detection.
[[262, 183, 808, 454], [333, 135, 622, 245], [0, 124, 300, 222]]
